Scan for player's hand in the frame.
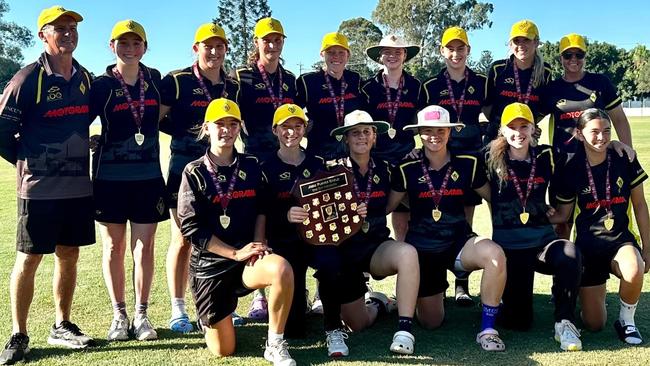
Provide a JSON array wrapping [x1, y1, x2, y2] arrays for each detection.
[[533, 126, 542, 140], [357, 203, 368, 218], [234, 241, 268, 262], [287, 206, 309, 223], [405, 148, 421, 160], [610, 140, 636, 162], [642, 251, 649, 273], [545, 206, 556, 218]]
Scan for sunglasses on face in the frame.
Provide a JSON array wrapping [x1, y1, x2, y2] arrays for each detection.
[[562, 52, 585, 60]]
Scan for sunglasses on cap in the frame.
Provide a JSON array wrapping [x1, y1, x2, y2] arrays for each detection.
[[561, 51, 585, 60]]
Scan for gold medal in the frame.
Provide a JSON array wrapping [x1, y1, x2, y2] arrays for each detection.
[[134, 132, 145, 145], [432, 208, 442, 222], [519, 211, 529, 224], [362, 221, 370, 233], [387, 128, 396, 139], [604, 216, 614, 231], [219, 214, 231, 229]]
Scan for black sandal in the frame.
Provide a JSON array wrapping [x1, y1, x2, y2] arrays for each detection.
[[614, 320, 643, 345]]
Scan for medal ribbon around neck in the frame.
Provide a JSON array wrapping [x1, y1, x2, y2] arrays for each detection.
[[257, 61, 284, 109], [324, 72, 347, 126], [585, 152, 612, 215], [419, 159, 453, 213], [204, 155, 240, 217], [193, 63, 228, 101], [382, 73, 404, 126], [113, 66, 145, 130], [349, 158, 374, 233], [512, 62, 534, 104], [443, 69, 469, 123], [506, 149, 537, 224]]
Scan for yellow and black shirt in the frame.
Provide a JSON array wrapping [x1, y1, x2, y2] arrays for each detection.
[[361, 71, 420, 165], [0, 53, 92, 199], [178, 152, 264, 278], [556, 149, 647, 252], [542, 72, 621, 154], [392, 152, 486, 253], [160, 66, 240, 175], [296, 69, 364, 161], [420, 68, 487, 153], [90, 63, 163, 181], [235, 64, 296, 158]]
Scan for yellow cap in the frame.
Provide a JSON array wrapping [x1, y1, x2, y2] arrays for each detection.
[[194, 23, 228, 44], [509, 20, 539, 41], [111, 20, 147, 42], [254, 17, 285, 38], [204, 98, 242, 123], [37, 5, 83, 30], [501, 102, 534, 126], [273, 104, 307, 127], [559, 33, 587, 54], [320, 32, 350, 53], [441, 26, 469, 47]]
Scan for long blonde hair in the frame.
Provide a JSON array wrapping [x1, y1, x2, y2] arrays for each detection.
[[487, 126, 538, 189]]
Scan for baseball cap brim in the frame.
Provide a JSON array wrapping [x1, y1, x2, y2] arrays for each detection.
[[39, 10, 83, 30]]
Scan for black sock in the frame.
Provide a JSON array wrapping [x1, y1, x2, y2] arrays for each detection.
[[398, 316, 413, 332]]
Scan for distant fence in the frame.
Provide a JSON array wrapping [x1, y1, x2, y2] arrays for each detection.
[[624, 108, 650, 117]]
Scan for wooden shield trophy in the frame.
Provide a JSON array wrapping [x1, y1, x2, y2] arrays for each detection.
[[291, 166, 362, 245]]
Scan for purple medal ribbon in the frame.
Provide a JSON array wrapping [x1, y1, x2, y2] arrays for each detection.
[[382, 73, 404, 125], [512, 62, 534, 104], [113, 66, 145, 130], [193, 63, 228, 101], [324, 72, 347, 126], [350, 159, 374, 208], [444, 69, 469, 123], [204, 155, 240, 214], [506, 149, 537, 216], [257, 61, 283, 110], [584, 153, 612, 215], [419, 159, 453, 210]]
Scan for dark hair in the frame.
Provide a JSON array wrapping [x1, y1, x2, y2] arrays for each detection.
[[576, 108, 611, 130]]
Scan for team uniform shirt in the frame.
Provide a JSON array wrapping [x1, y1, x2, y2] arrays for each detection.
[[556, 149, 647, 253], [420, 68, 487, 153], [160, 66, 240, 176], [260, 151, 325, 247], [392, 152, 487, 253], [90, 64, 163, 181], [0, 53, 93, 200], [296, 69, 365, 161], [361, 71, 420, 165], [178, 152, 264, 278], [488, 145, 566, 249], [235, 64, 296, 158], [338, 157, 392, 262], [486, 56, 552, 140], [542, 72, 621, 154]]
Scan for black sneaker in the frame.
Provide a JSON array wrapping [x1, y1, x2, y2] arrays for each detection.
[[0, 333, 29, 365], [614, 320, 643, 345], [454, 278, 474, 307], [47, 321, 94, 349]]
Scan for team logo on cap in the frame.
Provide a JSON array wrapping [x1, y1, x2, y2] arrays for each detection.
[[390, 35, 397, 41], [223, 103, 231, 112], [211, 25, 219, 33], [267, 18, 276, 29], [127, 21, 136, 30], [425, 110, 441, 120], [518, 22, 529, 31], [288, 105, 297, 113], [56, 6, 65, 12]]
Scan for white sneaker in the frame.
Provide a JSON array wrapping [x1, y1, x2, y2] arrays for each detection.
[[107, 315, 129, 341], [325, 329, 349, 357], [131, 315, 158, 341], [390, 330, 415, 355], [264, 339, 296, 366], [554, 320, 582, 351]]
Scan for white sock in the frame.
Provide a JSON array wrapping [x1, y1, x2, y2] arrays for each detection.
[[619, 299, 638, 326], [268, 331, 284, 344], [171, 297, 187, 318]]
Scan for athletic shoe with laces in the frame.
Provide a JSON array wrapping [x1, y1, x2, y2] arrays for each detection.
[[264, 339, 296, 366], [169, 314, 194, 334], [554, 319, 582, 351], [614, 319, 643, 345], [248, 293, 269, 321], [107, 314, 130, 341], [47, 321, 94, 349], [325, 329, 349, 357], [131, 315, 158, 341], [0, 333, 29, 365]]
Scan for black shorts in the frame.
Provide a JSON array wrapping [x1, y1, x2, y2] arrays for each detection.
[[165, 172, 182, 209], [190, 264, 253, 326], [417, 233, 475, 298], [581, 242, 641, 287], [17, 196, 95, 254], [94, 178, 170, 224]]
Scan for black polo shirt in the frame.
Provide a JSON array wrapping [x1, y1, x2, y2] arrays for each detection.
[[235, 64, 296, 158], [0, 52, 93, 199], [392, 152, 487, 253], [361, 71, 420, 165], [178, 152, 264, 278], [160, 66, 240, 175], [542, 72, 621, 154], [90, 63, 163, 181], [420, 67, 487, 153], [296, 69, 365, 161]]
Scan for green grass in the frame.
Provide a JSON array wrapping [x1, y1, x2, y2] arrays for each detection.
[[1, 119, 649, 365]]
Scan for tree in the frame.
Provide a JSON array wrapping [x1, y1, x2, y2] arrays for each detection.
[[468, 50, 493, 75], [0, 0, 34, 87], [626, 45, 650, 99], [337, 17, 383, 79], [216, 0, 271, 70], [372, 0, 493, 80]]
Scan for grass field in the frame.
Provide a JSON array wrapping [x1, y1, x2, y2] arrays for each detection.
[[0, 117, 649, 365]]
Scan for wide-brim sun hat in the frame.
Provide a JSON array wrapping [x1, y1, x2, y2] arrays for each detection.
[[403, 105, 465, 131], [366, 34, 420, 64], [330, 110, 389, 136]]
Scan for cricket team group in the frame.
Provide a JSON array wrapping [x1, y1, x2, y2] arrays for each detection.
[[0, 4, 647, 366]]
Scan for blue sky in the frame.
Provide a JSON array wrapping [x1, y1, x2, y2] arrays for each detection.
[[5, 0, 649, 76]]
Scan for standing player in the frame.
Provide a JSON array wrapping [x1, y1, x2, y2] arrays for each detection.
[[177, 98, 296, 365], [159, 23, 240, 333], [235, 17, 296, 161], [484, 20, 551, 143], [0, 6, 95, 364], [486, 103, 582, 351], [553, 109, 649, 345], [420, 26, 488, 306], [296, 32, 365, 162], [90, 20, 168, 341], [388, 106, 507, 352]]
